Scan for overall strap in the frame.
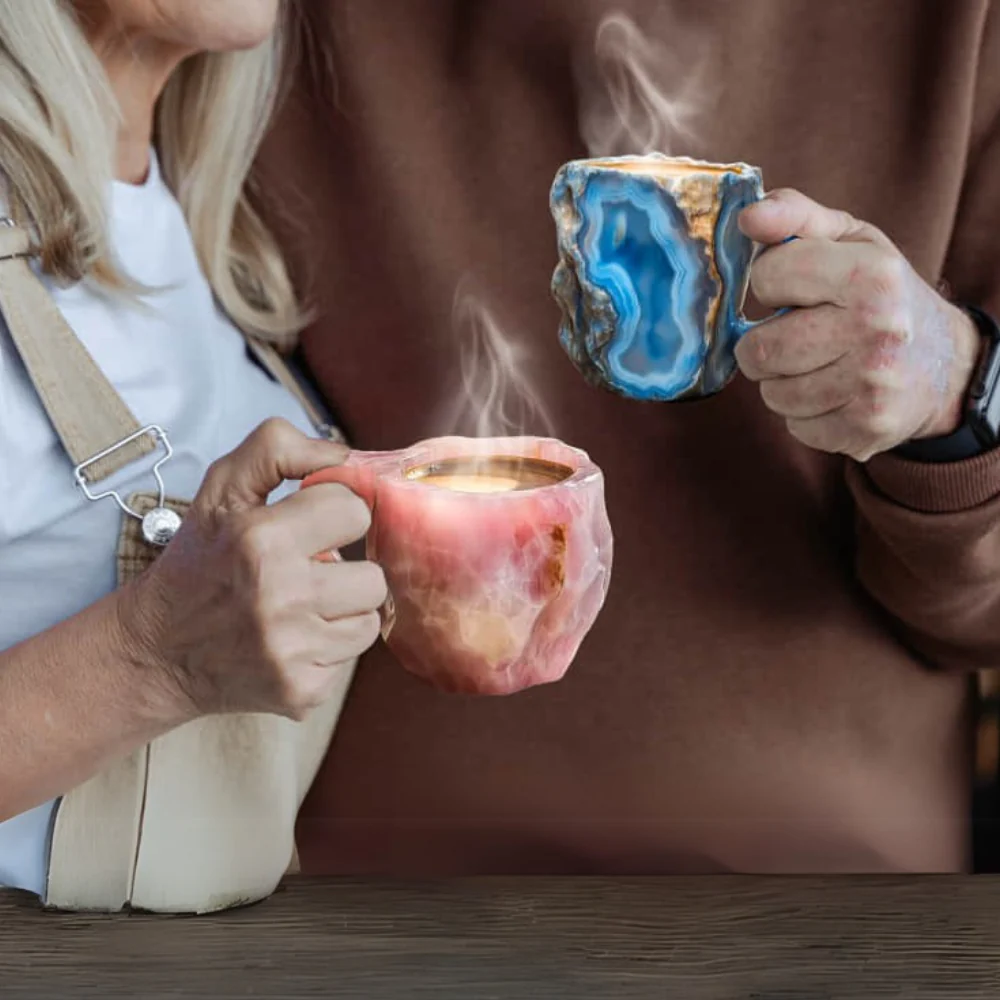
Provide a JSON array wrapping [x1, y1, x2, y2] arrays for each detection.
[[0, 220, 343, 496], [0, 222, 153, 482]]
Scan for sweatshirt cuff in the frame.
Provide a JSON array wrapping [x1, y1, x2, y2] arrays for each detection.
[[863, 446, 1000, 514]]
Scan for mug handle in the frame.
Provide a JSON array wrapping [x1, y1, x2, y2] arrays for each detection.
[[299, 465, 397, 640], [732, 235, 799, 338]]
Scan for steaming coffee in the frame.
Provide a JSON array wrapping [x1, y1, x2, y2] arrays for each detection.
[[301, 436, 612, 697], [407, 456, 573, 494], [550, 153, 784, 402]]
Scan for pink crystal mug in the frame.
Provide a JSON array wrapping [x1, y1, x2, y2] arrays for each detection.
[[300, 435, 613, 695]]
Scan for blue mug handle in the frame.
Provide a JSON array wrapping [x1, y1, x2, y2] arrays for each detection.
[[732, 234, 798, 337]]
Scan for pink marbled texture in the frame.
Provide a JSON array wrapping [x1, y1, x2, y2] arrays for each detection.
[[302, 436, 613, 695]]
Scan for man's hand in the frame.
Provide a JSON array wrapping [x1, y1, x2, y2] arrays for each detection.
[[734, 189, 982, 462]]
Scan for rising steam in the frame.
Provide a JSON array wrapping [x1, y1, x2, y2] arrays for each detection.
[[580, 11, 716, 158], [445, 277, 556, 440]]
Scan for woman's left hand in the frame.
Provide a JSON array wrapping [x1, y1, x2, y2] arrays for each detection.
[[734, 188, 982, 462]]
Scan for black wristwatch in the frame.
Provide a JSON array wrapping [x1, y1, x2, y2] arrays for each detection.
[[894, 304, 1000, 463]]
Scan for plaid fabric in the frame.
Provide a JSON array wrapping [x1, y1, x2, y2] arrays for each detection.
[[116, 492, 192, 584]]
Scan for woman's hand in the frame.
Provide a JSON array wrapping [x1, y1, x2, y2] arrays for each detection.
[[123, 418, 385, 722]]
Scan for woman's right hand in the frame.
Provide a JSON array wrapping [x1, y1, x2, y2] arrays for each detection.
[[121, 418, 385, 722]]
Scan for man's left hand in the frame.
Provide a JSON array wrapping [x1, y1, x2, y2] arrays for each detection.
[[735, 189, 982, 462]]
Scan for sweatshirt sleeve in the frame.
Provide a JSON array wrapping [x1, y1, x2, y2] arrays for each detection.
[[847, 451, 1000, 671], [847, 2, 1000, 673]]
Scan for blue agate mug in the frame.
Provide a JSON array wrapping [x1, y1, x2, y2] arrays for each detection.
[[550, 153, 785, 401]]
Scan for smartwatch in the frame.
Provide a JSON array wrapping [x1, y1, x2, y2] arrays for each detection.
[[894, 304, 1000, 463]]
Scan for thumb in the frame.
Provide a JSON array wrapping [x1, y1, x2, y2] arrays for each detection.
[[739, 188, 886, 247], [201, 418, 350, 509]]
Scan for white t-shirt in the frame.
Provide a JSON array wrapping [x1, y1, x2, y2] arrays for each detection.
[[0, 153, 317, 896]]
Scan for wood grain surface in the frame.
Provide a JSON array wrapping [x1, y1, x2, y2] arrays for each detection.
[[2, 876, 1000, 999]]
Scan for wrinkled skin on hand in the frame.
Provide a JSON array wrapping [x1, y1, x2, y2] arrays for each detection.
[[125, 418, 386, 722], [735, 189, 981, 463]]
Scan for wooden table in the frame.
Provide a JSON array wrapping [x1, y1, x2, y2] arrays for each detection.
[[2, 876, 999, 998]]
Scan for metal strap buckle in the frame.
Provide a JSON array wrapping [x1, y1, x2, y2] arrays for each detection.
[[73, 425, 182, 546]]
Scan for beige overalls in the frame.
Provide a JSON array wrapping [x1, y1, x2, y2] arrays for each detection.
[[0, 221, 354, 913]]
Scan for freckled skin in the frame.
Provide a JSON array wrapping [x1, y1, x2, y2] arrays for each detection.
[[734, 189, 980, 463], [906, 268, 959, 398]]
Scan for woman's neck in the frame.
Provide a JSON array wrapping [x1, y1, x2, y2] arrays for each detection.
[[84, 26, 190, 184]]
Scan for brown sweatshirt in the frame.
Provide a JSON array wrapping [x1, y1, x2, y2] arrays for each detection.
[[258, 0, 1000, 874]]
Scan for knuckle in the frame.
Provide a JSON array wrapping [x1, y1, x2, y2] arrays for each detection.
[[865, 251, 907, 299], [854, 393, 897, 438], [863, 328, 908, 372], [200, 454, 232, 494], [288, 672, 347, 721], [833, 209, 860, 236], [281, 684, 315, 723], [203, 455, 226, 482], [848, 253, 905, 322], [235, 515, 284, 565], [860, 362, 903, 396], [260, 624, 299, 670], [285, 703, 310, 723], [869, 412, 898, 440], [861, 303, 911, 342], [863, 382, 892, 416], [873, 324, 909, 350], [263, 652, 321, 721], [880, 307, 911, 339], [253, 416, 297, 454]]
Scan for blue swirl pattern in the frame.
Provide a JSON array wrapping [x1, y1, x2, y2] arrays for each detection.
[[550, 155, 764, 401]]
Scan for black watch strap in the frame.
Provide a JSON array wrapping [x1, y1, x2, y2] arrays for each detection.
[[894, 304, 1000, 464]]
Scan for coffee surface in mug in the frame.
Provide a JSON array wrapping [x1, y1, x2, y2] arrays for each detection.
[[406, 456, 574, 493]]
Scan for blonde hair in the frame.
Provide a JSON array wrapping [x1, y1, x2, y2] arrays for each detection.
[[0, 1, 305, 343]]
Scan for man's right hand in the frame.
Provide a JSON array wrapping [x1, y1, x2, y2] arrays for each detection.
[[122, 418, 385, 723]]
